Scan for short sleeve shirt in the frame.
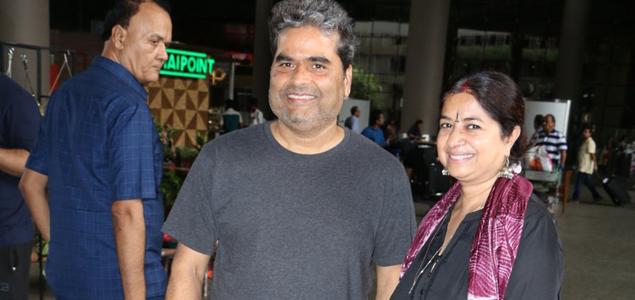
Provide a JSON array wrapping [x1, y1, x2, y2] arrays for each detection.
[[25, 57, 167, 299], [163, 124, 416, 300], [0, 73, 41, 248], [578, 138, 596, 174], [532, 129, 568, 162], [345, 115, 359, 132], [361, 126, 388, 147]]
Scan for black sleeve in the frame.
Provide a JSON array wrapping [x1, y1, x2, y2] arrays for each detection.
[[504, 199, 564, 300], [3, 96, 41, 150]]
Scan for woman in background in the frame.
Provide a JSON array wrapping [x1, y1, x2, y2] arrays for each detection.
[[407, 119, 423, 140], [391, 71, 563, 300]]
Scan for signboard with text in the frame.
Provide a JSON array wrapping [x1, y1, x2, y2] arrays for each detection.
[[160, 48, 215, 79]]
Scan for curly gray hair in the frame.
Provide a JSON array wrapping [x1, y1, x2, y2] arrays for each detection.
[[269, 0, 358, 71]]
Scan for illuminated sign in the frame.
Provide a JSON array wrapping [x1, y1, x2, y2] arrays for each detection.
[[160, 48, 215, 79]]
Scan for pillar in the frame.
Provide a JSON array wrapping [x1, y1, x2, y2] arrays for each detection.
[[401, 0, 451, 136], [554, 0, 590, 138], [0, 0, 50, 105], [252, 0, 274, 119]]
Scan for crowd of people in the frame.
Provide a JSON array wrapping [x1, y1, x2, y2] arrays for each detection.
[[1, 0, 599, 299]]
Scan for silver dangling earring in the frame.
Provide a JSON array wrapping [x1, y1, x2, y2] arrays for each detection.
[[442, 168, 449, 176], [498, 156, 514, 179]]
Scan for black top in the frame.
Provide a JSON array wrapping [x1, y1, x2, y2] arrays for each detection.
[[391, 194, 564, 300], [0, 73, 41, 248], [407, 125, 421, 139]]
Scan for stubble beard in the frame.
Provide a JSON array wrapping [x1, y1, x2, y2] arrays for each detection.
[[269, 86, 339, 133]]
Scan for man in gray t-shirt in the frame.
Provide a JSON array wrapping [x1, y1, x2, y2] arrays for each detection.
[[163, 1, 416, 299]]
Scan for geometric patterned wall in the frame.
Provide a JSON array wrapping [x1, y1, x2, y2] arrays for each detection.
[[146, 77, 209, 148]]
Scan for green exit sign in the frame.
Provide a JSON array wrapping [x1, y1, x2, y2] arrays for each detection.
[[160, 48, 215, 79]]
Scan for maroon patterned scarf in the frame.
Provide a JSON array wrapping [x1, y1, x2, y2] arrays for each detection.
[[400, 175, 533, 300]]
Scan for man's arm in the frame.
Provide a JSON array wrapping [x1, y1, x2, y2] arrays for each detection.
[[166, 243, 211, 299], [560, 150, 567, 168], [0, 148, 29, 177], [375, 264, 402, 300], [111, 200, 146, 300], [590, 153, 598, 171], [19, 169, 50, 241]]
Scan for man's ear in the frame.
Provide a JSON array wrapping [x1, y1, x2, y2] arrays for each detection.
[[344, 64, 353, 97], [111, 25, 127, 50]]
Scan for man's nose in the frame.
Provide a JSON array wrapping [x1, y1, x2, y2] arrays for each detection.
[[289, 66, 310, 85], [157, 43, 168, 62]]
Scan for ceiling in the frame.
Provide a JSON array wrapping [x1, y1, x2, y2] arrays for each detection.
[[49, 0, 635, 51]]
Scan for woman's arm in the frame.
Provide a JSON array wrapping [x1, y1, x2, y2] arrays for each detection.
[[504, 201, 563, 299]]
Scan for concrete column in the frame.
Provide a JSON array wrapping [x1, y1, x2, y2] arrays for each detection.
[[0, 0, 50, 101], [252, 0, 274, 119], [554, 0, 590, 124], [401, 0, 451, 136]]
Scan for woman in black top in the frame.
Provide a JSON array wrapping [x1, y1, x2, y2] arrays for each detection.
[[391, 72, 563, 300], [407, 119, 423, 140]]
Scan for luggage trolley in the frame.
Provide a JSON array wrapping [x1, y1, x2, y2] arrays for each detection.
[[524, 168, 573, 218]]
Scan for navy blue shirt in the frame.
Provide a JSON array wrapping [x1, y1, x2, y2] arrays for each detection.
[[0, 73, 41, 248], [26, 57, 167, 299], [361, 126, 388, 147]]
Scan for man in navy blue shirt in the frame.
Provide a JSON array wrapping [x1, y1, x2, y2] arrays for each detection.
[[19, 1, 172, 299], [361, 110, 388, 147], [0, 73, 41, 300]]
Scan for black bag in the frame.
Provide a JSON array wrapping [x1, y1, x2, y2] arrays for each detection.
[[601, 177, 631, 206], [614, 152, 633, 177], [424, 162, 453, 198]]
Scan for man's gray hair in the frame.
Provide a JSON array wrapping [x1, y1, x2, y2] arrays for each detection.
[[269, 0, 358, 70]]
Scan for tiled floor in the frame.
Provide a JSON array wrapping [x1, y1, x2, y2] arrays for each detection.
[[557, 184, 635, 300], [27, 180, 635, 299]]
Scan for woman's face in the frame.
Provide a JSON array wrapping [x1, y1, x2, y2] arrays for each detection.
[[437, 92, 518, 185]]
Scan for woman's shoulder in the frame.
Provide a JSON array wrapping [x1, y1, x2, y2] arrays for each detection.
[[525, 194, 552, 221], [520, 193, 559, 242]]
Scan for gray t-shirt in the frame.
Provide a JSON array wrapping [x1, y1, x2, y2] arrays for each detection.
[[163, 122, 416, 300]]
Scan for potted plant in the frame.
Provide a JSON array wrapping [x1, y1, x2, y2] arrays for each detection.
[[161, 165, 184, 216], [176, 146, 199, 168], [154, 118, 178, 162]]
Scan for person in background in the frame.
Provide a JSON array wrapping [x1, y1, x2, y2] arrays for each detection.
[[248, 97, 265, 126], [19, 1, 171, 299], [528, 114, 543, 147], [403, 119, 423, 180], [0, 73, 41, 300], [362, 110, 388, 147], [531, 113, 568, 169], [221, 99, 243, 133], [598, 136, 614, 173], [344, 105, 360, 132], [391, 71, 563, 300], [383, 120, 403, 157], [384, 119, 398, 142], [162, 1, 415, 299], [613, 135, 633, 178], [571, 125, 601, 202], [407, 119, 423, 141]]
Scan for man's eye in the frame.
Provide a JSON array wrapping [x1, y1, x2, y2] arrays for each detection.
[[280, 62, 293, 68], [313, 64, 325, 69]]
